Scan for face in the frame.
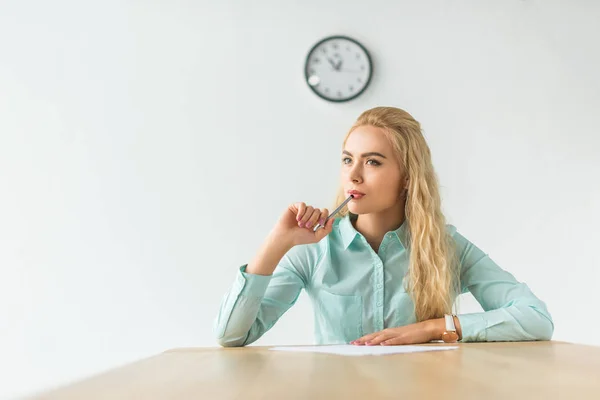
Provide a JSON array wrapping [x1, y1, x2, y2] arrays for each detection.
[[341, 125, 407, 215]]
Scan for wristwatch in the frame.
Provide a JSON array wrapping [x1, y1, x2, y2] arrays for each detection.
[[442, 314, 460, 343]]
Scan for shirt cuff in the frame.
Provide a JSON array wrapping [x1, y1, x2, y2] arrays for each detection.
[[457, 313, 487, 342]]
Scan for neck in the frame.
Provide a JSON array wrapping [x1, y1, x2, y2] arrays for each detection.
[[353, 205, 406, 252]]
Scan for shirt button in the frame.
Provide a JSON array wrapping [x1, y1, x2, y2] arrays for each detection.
[[377, 284, 383, 289], [377, 302, 382, 307]]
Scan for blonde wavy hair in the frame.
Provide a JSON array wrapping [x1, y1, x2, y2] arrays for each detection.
[[334, 106, 460, 322]]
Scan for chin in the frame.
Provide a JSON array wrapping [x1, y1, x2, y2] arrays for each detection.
[[347, 204, 370, 215], [348, 201, 395, 216]]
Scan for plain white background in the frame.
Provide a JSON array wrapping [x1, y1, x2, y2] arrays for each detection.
[[1, 0, 599, 398]]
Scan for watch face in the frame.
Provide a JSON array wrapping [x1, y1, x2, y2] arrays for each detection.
[[304, 35, 373, 102], [442, 331, 459, 343]]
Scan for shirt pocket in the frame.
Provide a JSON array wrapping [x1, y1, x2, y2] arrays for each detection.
[[315, 290, 363, 343]]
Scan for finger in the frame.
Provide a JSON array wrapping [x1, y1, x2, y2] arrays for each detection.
[[352, 336, 368, 345], [295, 202, 306, 222], [322, 217, 335, 235], [312, 209, 331, 232], [305, 208, 322, 229], [354, 336, 374, 345], [366, 333, 391, 346], [299, 206, 313, 227], [325, 217, 335, 232], [353, 331, 381, 345], [314, 218, 335, 241], [317, 208, 329, 227], [381, 337, 407, 346]]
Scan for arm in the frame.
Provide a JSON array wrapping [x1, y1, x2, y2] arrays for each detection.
[[451, 227, 554, 342], [213, 233, 321, 347]]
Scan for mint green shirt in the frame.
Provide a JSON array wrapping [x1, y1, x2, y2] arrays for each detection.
[[214, 215, 553, 347]]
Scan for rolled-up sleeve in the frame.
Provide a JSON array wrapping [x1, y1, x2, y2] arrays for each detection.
[[450, 227, 554, 342], [213, 244, 319, 347]]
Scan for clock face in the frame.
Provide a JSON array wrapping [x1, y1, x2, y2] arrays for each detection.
[[304, 36, 373, 102]]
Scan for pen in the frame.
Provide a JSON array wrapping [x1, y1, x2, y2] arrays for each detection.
[[313, 194, 354, 231]]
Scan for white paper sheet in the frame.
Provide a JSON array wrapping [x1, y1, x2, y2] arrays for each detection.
[[269, 344, 458, 356]]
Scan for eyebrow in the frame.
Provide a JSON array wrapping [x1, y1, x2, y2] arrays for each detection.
[[342, 150, 388, 159]]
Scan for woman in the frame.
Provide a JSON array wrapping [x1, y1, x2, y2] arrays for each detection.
[[214, 106, 553, 347]]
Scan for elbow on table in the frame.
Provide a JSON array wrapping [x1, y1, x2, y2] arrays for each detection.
[[531, 318, 554, 341], [216, 336, 247, 348], [525, 306, 554, 341], [215, 329, 252, 348]]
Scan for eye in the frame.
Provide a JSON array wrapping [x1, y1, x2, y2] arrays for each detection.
[[366, 159, 381, 166], [342, 157, 352, 164]]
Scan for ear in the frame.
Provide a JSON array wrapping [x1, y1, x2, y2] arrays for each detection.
[[400, 178, 409, 198]]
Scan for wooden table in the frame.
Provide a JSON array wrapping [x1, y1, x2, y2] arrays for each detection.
[[32, 342, 600, 399]]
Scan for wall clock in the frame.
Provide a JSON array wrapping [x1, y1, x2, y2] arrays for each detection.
[[304, 35, 373, 102]]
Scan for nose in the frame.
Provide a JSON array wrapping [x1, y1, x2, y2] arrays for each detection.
[[348, 163, 363, 184]]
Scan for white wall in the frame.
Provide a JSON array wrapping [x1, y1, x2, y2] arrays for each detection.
[[1, 0, 599, 398]]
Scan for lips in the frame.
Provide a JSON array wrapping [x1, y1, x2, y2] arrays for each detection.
[[348, 190, 365, 199]]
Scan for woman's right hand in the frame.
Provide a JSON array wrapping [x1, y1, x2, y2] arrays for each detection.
[[273, 202, 335, 247], [245, 202, 335, 276]]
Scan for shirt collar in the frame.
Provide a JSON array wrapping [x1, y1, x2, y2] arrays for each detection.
[[338, 214, 409, 250]]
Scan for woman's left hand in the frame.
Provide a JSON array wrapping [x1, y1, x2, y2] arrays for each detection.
[[351, 319, 442, 346]]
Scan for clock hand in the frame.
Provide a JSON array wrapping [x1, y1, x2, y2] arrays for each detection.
[[327, 58, 337, 70]]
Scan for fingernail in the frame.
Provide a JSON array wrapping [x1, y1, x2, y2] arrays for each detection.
[[298, 222, 303, 227], [319, 219, 325, 225], [306, 222, 312, 228]]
